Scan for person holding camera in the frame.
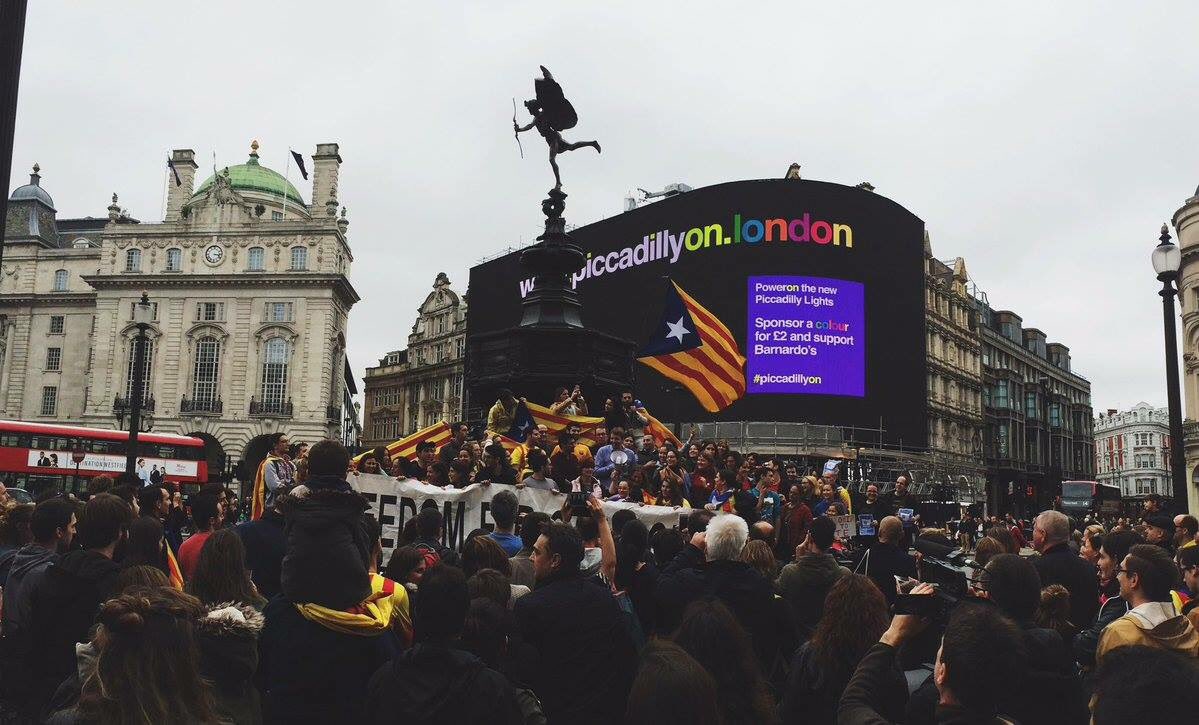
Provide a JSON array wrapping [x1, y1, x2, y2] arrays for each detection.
[[839, 587, 1029, 724], [549, 384, 588, 417]]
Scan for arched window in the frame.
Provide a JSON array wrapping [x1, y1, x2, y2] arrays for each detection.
[[166, 248, 182, 271], [53, 269, 68, 292], [125, 249, 141, 272], [260, 338, 290, 407], [290, 246, 307, 271], [125, 337, 154, 401], [192, 336, 221, 403], [247, 247, 265, 271]]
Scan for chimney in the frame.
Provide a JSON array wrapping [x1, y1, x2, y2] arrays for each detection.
[[165, 149, 198, 222], [310, 143, 341, 217]]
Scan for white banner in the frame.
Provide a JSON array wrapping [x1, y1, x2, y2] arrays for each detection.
[[26, 451, 198, 478], [351, 473, 693, 556]]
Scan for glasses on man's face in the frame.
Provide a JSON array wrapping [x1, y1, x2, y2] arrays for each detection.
[[1114, 567, 1129, 577]]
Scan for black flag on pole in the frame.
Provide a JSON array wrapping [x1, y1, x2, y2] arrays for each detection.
[[166, 157, 181, 186], [290, 150, 308, 180]]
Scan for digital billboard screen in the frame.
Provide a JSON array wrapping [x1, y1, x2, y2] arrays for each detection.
[[466, 178, 927, 447]]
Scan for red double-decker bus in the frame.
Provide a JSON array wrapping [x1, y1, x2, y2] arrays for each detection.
[[0, 420, 207, 499]]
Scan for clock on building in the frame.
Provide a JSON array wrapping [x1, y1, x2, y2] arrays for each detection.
[[204, 245, 224, 265]]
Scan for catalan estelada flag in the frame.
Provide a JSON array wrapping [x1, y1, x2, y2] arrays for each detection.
[[524, 401, 605, 448], [165, 546, 185, 589], [639, 406, 682, 448], [637, 280, 746, 413], [353, 421, 454, 466]]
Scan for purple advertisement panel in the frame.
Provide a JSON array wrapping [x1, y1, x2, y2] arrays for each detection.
[[747, 275, 865, 397]]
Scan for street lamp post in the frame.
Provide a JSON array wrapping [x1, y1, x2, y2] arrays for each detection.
[[71, 439, 86, 494], [1152, 224, 1188, 511], [125, 292, 153, 477]]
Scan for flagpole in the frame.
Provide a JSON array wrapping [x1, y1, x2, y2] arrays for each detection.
[[159, 149, 169, 220], [281, 148, 290, 221]]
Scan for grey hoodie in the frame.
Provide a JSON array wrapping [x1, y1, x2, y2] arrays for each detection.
[[0, 544, 58, 631]]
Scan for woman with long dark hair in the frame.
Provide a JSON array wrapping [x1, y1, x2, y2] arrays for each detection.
[[673, 599, 778, 725], [615, 519, 658, 634], [121, 515, 167, 573], [781, 574, 906, 723], [626, 641, 720, 725], [186, 528, 266, 609], [46, 586, 218, 724]]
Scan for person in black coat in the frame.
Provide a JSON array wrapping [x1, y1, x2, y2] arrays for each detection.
[[279, 443, 372, 610], [25, 494, 129, 717], [1031, 511, 1099, 627], [235, 493, 288, 600], [195, 602, 264, 725], [852, 516, 916, 608], [367, 566, 522, 725], [513, 520, 635, 725], [654, 513, 778, 669]]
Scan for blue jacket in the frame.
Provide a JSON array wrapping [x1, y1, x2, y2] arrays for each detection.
[[592, 445, 638, 485]]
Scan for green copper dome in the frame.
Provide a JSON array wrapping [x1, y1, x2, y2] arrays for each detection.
[[192, 142, 305, 207]]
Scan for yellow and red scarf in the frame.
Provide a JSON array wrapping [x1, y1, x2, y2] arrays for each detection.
[[294, 574, 413, 645]]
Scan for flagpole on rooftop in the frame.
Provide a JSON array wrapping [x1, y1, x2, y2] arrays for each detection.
[[281, 145, 290, 221], [159, 148, 169, 220]]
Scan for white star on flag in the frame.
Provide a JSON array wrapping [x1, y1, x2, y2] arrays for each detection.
[[665, 316, 690, 343]]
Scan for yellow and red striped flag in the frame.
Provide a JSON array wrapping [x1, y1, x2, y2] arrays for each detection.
[[165, 545, 185, 589], [524, 401, 604, 447], [353, 421, 454, 466], [637, 280, 746, 413], [639, 406, 682, 448]]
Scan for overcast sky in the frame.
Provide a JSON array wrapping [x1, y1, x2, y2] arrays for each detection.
[[10, 1, 1199, 413]]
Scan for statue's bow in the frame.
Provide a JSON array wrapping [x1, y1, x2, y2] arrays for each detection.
[[511, 97, 524, 159]]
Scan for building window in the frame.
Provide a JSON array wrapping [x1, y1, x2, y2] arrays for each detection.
[[192, 337, 221, 403], [129, 302, 160, 320], [125, 338, 153, 401], [125, 249, 141, 272], [40, 386, 57, 416], [53, 269, 69, 292], [247, 247, 265, 271], [265, 302, 294, 323], [290, 246, 307, 271], [272, 211, 283, 221], [49, 316, 64, 334], [993, 380, 1009, 409], [166, 248, 182, 271], [452, 373, 463, 397], [260, 338, 291, 407], [46, 347, 61, 372], [196, 302, 225, 322]]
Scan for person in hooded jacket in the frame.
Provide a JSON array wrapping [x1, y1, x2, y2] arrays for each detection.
[[1097, 543, 1199, 662], [24, 493, 130, 717], [0, 497, 76, 708], [195, 601, 265, 725], [367, 565, 522, 725], [235, 481, 288, 600], [258, 440, 400, 725]]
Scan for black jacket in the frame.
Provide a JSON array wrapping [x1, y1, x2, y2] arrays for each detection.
[[366, 643, 522, 725], [783, 639, 907, 724], [777, 552, 849, 640], [195, 602, 265, 725], [1073, 595, 1129, 669], [655, 544, 779, 668], [280, 487, 372, 609], [514, 572, 635, 724], [25, 549, 122, 712], [1032, 543, 1099, 627], [257, 594, 397, 725], [840, 642, 1018, 725], [854, 542, 916, 607], [235, 510, 287, 600]]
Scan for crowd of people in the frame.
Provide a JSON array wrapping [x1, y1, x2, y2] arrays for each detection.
[[0, 408, 1198, 723]]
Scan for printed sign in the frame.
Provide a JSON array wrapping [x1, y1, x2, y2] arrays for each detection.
[[857, 514, 876, 537], [353, 474, 694, 558], [26, 451, 198, 478]]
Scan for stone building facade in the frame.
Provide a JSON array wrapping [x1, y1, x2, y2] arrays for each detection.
[[362, 273, 466, 449], [1094, 402, 1172, 499], [0, 142, 359, 478], [1172, 187, 1199, 514], [924, 237, 987, 498]]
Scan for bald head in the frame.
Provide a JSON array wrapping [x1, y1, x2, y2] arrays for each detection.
[[1034, 510, 1070, 549], [878, 516, 902, 544]]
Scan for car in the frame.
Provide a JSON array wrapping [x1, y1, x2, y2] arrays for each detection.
[[6, 487, 32, 504]]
